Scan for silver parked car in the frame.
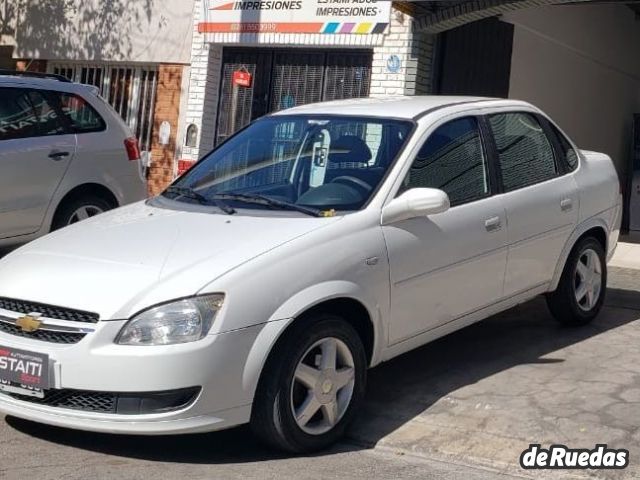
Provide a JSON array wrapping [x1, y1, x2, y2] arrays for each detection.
[[0, 71, 147, 248]]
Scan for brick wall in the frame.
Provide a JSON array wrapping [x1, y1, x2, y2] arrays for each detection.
[[370, 6, 436, 97], [147, 64, 184, 196]]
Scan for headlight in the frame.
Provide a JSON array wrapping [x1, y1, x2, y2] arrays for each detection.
[[116, 294, 225, 346]]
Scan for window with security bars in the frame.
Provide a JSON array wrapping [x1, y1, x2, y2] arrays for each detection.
[[269, 52, 325, 114], [216, 48, 373, 146], [216, 62, 258, 146], [49, 63, 158, 152], [324, 53, 373, 102]]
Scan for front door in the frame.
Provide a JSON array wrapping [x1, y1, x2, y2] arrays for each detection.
[[384, 116, 508, 344], [0, 87, 75, 239], [216, 48, 373, 145]]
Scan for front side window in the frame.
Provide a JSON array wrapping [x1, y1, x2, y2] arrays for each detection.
[[167, 115, 413, 213], [402, 117, 489, 207], [56, 93, 106, 133], [489, 112, 557, 191]]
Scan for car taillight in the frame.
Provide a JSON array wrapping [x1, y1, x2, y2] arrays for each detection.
[[124, 137, 141, 161]]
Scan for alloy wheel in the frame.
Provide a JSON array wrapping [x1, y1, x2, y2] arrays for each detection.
[[290, 337, 356, 436], [574, 248, 602, 311], [67, 205, 104, 225]]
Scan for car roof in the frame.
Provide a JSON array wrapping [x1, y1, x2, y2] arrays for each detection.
[[0, 74, 96, 94], [272, 96, 532, 120]]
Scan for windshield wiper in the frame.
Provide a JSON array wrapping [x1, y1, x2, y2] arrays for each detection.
[[212, 193, 323, 217], [164, 186, 236, 215]]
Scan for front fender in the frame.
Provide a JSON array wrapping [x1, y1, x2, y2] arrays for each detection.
[[241, 281, 385, 403]]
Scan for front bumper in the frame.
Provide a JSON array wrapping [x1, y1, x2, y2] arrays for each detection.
[[0, 397, 251, 435], [0, 321, 263, 434]]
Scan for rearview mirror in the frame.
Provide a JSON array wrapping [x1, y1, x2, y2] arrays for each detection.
[[381, 188, 450, 225]]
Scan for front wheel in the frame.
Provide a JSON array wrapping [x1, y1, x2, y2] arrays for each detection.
[[546, 236, 607, 326], [251, 315, 367, 453]]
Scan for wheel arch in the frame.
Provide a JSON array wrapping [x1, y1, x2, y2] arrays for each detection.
[[52, 183, 119, 227], [241, 284, 382, 401], [550, 220, 608, 291]]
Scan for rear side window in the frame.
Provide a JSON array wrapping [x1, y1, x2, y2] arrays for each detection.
[[56, 92, 106, 133], [489, 112, 557, 191], [402, 117, 490, 206], [0, 88, 64, 140], [549, 123, 579, 172], [27, 90, 66, 136]]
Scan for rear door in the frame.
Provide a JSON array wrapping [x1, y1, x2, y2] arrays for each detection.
[[0, 87, 76, 239], [486, 110, 579, 296]]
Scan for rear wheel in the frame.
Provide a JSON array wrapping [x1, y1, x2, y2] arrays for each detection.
[[251, 315, 367, 453], [52, 195, 114, 230], [546, 236, 607, 326]]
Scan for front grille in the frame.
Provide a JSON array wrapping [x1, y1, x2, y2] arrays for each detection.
[[6, 389, 116, 413], [0, 321, 86, 344], [0, 297, 99, 324], [2, 387, 201, 415]]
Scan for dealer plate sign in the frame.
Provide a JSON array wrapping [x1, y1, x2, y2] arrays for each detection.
[[0, 345, 49, 396]]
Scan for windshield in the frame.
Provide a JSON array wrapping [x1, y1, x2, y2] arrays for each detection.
[[166, 115, 413, 214]]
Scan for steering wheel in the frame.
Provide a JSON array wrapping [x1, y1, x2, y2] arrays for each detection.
[[331, 176, 373, 195]]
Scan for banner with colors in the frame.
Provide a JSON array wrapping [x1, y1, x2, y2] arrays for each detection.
[[198, 0, 391, 35]]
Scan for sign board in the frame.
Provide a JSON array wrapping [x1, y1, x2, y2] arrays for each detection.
[[159, 121, 171, 146], [232, 70, 253, 88], [386, 54, 401, 73], [199, 0, 391, 35]]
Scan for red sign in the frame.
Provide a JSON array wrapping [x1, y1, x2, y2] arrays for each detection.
[[232, 71, 253, 88]]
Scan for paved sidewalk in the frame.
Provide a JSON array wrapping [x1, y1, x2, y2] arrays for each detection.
[[609, 240, 640, 270], [349, 266, 640, 479]]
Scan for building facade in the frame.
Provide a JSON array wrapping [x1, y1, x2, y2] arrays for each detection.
[[1, 0, 194, 195], [3, 0, 640, 228]]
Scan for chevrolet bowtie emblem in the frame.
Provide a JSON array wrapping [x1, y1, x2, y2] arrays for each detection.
[[15, 314, 42, 333]]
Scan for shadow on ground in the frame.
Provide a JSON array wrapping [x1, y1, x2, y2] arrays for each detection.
[[5, 283, 640, 465]]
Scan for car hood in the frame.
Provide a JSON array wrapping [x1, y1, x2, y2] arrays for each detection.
[[0, 201, 341, 319]]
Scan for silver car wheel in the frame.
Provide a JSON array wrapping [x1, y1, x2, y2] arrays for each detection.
[[574, 248, 602, 311], [67, 205, 104, 225], [290, 337, 356, 436]]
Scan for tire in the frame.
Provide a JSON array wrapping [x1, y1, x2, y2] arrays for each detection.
[[546, 236, 607, 326], [52, 195, 114, 231], [251, 314, 367, 453]]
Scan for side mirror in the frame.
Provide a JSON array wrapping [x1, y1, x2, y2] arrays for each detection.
[[381, 188, 450, 225]]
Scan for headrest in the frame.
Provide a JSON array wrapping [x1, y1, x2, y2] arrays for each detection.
[[329, 135, 372, 165]]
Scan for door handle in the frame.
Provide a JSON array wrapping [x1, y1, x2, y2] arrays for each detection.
[[485, 216, 502, 232], [48, 150, 70, 160], [560, 198, 573, 211]]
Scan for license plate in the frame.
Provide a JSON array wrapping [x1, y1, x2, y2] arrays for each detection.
[[0, 346, 49, 398]]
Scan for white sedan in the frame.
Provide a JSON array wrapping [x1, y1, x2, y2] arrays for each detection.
[[0, 97, 622, 452]]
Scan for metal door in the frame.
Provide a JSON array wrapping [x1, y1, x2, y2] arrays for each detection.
[[216, 48, 372, 146], [436, 17, 514, 98]]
